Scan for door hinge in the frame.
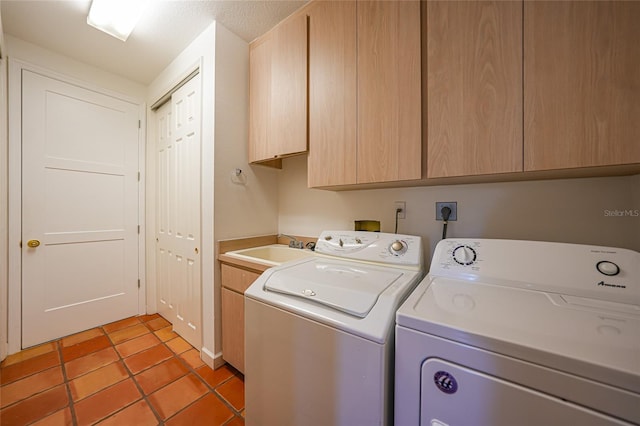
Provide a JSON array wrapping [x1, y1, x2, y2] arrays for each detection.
[[137, 171, 141, 181], [138, 279, 141, 289], [138, 225, 140, 234], [138, 120, 141, 129]]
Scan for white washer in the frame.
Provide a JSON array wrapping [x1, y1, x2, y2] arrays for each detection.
[[395, 239, 640, 426], [245, 231, 424, 426]]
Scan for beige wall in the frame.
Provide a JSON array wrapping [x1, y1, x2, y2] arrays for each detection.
[[6, 35, 146, 100], [278, 156, 640, 264], [213, 25, 279, 242], [212, 23, 278, 361]]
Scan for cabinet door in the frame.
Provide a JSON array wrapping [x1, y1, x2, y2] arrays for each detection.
[[357, 0, 422, 184], [270, 12, 308, 159], [524, 1, 640, 170], [249, 34, 272, 163], [427, 1, 523, 178], [221, 287, 245, 373], [221, 264, 260, 294], [307, 0, 357, 187]]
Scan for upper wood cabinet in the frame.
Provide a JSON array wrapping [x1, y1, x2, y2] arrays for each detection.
[[524, 1, 640, 171], [249, 13, 308, 165], [307, 0, 422, 187], [357, 1, 422, 184], [307, 0, 357, 187], [426, 1, 523, 178]]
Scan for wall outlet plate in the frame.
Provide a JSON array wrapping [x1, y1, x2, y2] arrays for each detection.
[[436, 202, 457, 221], [394, 201, 406, 219]]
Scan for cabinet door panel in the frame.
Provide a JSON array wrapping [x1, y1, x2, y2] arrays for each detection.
[[221, 287, 245, 373], [357, 0, 422, 184], [427, 1, 523, 178], [270, 13, 308, 158], [249, 35, 272, 163], [524, 1, 640, 170], [221, 264, 260, 294], [308, 0, 357, 187]]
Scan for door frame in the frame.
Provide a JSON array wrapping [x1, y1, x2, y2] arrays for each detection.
[[7, 59, 146, 353]]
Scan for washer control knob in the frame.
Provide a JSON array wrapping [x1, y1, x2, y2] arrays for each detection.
[[390, 240, 407, 255], [453, 245, 477, 265], [597, 261, 620, 276]]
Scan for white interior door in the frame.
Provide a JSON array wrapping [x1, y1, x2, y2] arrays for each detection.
[[156, 74, 202, 349], [21, 70, 140, 348]]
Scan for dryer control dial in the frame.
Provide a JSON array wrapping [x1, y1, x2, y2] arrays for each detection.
[[389, 240, 408, 256], [596, 261, 620, 276], [453, 245, 477, 265]]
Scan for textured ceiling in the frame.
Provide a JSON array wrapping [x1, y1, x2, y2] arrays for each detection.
[[1, 0, 308, 84]]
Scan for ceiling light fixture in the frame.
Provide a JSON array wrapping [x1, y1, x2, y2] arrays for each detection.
[[87, 0, 149, 42]]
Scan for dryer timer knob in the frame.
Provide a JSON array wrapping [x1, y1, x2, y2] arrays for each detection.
[[597, 261, 620, 276], [453, 245, 477, 265]]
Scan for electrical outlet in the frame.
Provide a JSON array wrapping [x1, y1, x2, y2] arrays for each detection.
[[394, 201, 406, 219], [436, 202, 457, 221]]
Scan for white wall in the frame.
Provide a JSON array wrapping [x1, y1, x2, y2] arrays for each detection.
[[147, 21, 278, 367], [5, 35, 146, 100], [278, 156, 640, 264], [1, 19, 8, 361], [213, 24, 279, 355]]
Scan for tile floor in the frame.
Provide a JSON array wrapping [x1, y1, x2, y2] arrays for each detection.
[[0, 314, 245, 426]]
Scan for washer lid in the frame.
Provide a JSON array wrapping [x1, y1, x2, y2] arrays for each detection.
[[264, 259, 403, 317]]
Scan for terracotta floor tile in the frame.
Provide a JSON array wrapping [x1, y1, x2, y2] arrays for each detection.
[[134, 358, 189, 395], [61, 328, 104, 347], [145, 316, 172, 331], [69, 361, 129, 401], [65, 347, 119, 380], [0, 351, 60, 385], [0, 384, 68, 426], [154, 326, 178, 342], [0, 366, 64, 408], [148, 374, 208, 420], [165, 393, 234, 426], [102, 317, 142, 334], [108, 323, 150, 345], [215, 376, 245, 411], [31, 407, 73, 426], [225, 416, 245, 426], [124, 344, 173, 375], [115, 333, 161, 358], [61, 335, 112, 363], [178, 349, 205, 369], [74, 378, 141, 426], [0, 342, 57, 367], [96, 399, 159, 426], [166, 336, 192, 354], [138, 313, 161, 323], [196, 365, 234, 388]]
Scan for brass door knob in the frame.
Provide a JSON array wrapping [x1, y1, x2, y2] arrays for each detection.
[[27, 240, 41, 248]]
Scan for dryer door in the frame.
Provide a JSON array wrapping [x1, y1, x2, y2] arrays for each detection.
[[420, 358, 631, 426]]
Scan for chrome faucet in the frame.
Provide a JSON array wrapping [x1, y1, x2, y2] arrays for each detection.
[[278, 233, 304, 249]]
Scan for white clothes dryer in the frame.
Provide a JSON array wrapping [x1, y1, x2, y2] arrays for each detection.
[[245, 231, 424, 426], [395, 239, 639, 426]]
